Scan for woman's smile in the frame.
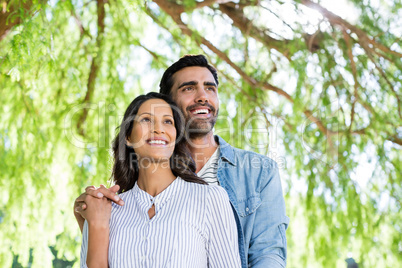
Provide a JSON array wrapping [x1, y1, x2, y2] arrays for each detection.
[[146, 137, 169, 146]]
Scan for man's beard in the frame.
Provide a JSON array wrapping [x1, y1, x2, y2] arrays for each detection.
[[186, 116, 217, 138], [184, 104, 218, 139]]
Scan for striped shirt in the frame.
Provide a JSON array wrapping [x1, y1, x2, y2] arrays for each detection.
[[197, 147, 220, 185], [80, 177, 241, 268]]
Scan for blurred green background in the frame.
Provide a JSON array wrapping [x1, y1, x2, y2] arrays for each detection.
[[0, 0, 401, 267]]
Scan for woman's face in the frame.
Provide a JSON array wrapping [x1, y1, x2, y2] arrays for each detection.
[[127, 98, 176, 163]]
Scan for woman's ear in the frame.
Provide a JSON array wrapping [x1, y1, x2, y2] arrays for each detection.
[[126, 138, 132, 147]]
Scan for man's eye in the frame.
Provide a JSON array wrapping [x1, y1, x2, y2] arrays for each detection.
[[183, 87, 193, 91], [207, 87, 215, 91]]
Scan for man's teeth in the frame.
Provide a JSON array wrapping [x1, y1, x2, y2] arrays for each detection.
[[193, 109, 209, 114], [148, 140, 167, 145]]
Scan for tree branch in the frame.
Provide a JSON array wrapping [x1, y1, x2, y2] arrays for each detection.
[[386, 135, 402, 146], [76, 0, 106, 137], [342, 29, 359, 131], [219, 70, 258, 104], [143, 6, 183, 46], [219, 2, 293, 60], [300, 0, 402, 58], [193, 0, 216, 10], [0, 0, 38, 41], [363, 48, 401, 117], [153, 0, 400, 141], [70, 7, 92, 39], [153, 0, 335, 136], [146, 4, 256, 104]]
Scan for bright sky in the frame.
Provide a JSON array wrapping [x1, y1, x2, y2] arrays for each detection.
[[320, 0, 360, 22]]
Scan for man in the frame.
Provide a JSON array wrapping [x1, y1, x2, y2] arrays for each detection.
[[74, 55, 289, 267]]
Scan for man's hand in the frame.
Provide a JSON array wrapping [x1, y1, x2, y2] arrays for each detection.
[[73, 184, 124, 233]]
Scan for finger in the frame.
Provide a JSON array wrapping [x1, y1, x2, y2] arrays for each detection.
[[85, 187, 105, 199], [99, 184, 119, 193], [84, 185, 124, 205], [74, 198, 87, 209], [109, 185, 124, 206], [74, 203, 87, 216], [75, 192, 88, 203], [97, 187, 124, 205], [85, 185, 96, 191], [108, 184, 120, 193]]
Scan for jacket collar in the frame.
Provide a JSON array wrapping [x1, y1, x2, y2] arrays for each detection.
[[215, 135, 236, 166]]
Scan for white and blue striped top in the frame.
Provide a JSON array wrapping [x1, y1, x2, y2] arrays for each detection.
[[80, 177, 241, 268]]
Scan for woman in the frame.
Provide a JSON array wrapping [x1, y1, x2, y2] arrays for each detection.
[[79, 92, 240, 267]]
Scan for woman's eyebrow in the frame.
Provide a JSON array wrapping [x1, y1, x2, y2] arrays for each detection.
[[139, 112, 152, 116], [139, 112, 173, 118]]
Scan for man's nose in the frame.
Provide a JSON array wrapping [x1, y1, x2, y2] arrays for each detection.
[[195, 88, 208, 103]]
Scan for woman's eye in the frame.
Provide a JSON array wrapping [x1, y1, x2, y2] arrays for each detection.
[[141, 117, 151, 122], [165, 120, 173, 124]]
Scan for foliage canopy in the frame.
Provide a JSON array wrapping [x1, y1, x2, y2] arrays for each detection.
[[0, 0, 401, 267]]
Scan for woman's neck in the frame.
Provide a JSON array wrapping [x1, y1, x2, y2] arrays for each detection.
[[137, 161, 176, 197]]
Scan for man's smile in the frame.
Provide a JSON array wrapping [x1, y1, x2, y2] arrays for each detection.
[[187, 104, 215, 118], [191, 108, 209, 114]]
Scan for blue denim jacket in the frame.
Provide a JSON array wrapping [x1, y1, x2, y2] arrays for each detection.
[[216, 136, 289, 268]]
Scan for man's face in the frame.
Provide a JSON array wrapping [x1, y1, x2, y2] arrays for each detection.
[[171, 66, 219, 138]]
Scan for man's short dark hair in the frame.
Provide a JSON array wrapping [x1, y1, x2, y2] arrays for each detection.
[[159, 54, 219, 96]]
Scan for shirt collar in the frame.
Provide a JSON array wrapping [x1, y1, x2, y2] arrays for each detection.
[[215, 135, 236, 166], [132, 177, 183, 209], [197, 146, 220, 176]]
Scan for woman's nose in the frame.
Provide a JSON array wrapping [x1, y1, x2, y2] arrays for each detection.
[[152, 121, 165, 134]]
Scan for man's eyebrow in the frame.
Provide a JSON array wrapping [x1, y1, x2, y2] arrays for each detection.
[[204, 81, 217, 87], [177, 81, 197, 88]]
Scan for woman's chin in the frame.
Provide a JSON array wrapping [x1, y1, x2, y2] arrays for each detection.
[[136, 154, 172, 169]]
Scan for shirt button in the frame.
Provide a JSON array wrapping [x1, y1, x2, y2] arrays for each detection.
[[245, 207, 249, 212], [142, 236, 147, 240]]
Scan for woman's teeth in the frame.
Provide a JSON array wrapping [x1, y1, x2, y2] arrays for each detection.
[[148, 140, 167, 145]]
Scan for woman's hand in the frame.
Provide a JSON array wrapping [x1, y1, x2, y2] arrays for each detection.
[[76, 194, 112, 228], [84, 184, 123, 205], [74, 184, 122, 233], [76, 192, 113, 268]]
